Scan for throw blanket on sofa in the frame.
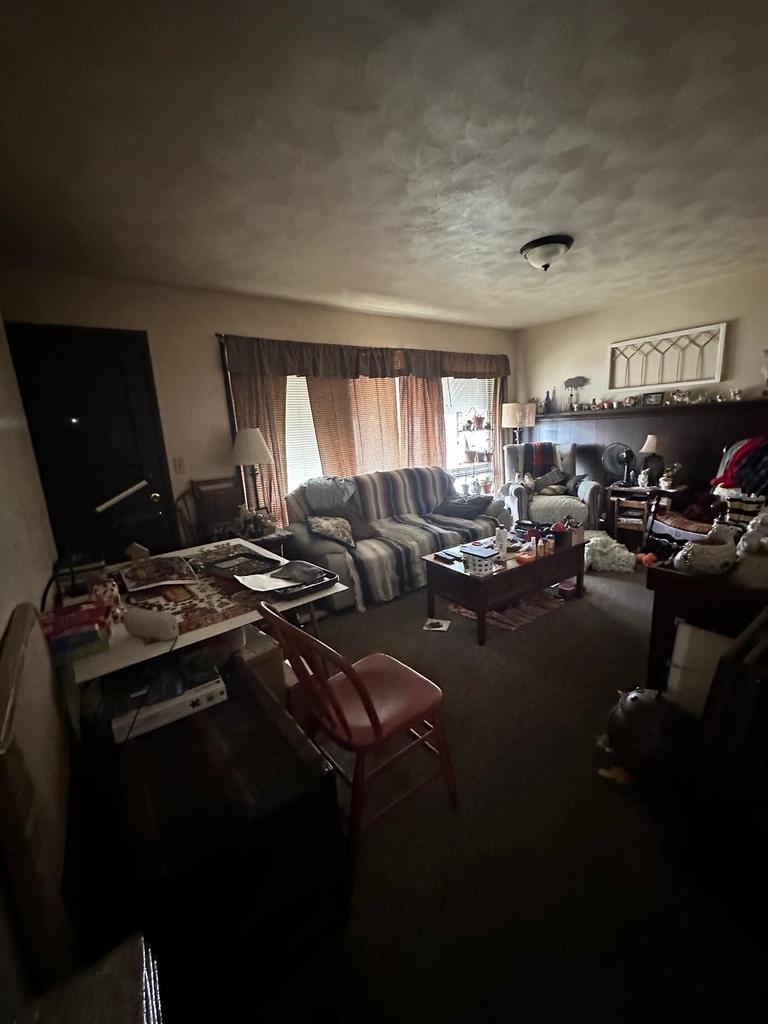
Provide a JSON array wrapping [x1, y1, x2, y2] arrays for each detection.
[[522, 442, 556, 478], [348, 513, 496, 607], [345, 467, 496, 606]]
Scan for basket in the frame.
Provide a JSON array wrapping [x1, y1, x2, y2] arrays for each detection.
[[462, 548, 496, 576]]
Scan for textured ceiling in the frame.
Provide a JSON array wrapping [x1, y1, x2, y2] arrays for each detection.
[[2, 0, 768, 327]]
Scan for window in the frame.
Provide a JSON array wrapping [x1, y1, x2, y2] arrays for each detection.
[[284, 376, 322, 491], [442, 377, 494, 481]]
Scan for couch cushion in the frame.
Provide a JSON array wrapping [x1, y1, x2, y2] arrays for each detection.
[[530, 494, 590, 525]]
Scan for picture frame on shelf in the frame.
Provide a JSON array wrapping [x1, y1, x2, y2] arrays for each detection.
[[642, 392, 664, 407]]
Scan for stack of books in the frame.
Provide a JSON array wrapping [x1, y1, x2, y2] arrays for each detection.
[[617, 508, 646, 526], [41, 601, 111, 667]]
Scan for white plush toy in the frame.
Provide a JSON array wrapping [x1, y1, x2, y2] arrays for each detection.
[[737, 510, 768, 557]]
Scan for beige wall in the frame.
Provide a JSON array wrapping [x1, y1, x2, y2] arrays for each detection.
[[0, 268, 515, 498], [0, 308, 56, 1013], [0, 313, 57, 624], [516, 267, 766, 407]]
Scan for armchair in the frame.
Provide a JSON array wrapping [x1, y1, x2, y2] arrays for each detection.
[[499, 443, 603, 528]]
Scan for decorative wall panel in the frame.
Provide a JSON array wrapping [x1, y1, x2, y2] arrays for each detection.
[[608, 323, 726, 393]]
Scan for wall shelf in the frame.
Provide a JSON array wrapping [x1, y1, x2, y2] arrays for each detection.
[[529, 398, 768, 492], [535, 398, 767, 423]]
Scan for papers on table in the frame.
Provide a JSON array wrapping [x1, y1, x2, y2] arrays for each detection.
[[234, 573, 290, 592]]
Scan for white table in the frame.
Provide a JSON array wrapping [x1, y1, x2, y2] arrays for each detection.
[[71, 539, 347, 685]]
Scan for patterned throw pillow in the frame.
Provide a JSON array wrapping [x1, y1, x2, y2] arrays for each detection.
[[306, 515, 356, 549], [533, 467, 567, 493]]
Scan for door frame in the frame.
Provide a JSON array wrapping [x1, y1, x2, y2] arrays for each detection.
[[6, 321, 180, 554]]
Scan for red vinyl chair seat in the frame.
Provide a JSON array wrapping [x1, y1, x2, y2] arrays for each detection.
[[327, 653, 442, 747]]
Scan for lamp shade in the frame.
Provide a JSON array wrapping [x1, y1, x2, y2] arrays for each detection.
[[501, 402, 537, 429], [639, 434, 658, 455], [231, 427, 274, 466]]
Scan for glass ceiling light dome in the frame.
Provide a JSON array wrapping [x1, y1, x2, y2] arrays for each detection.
[[520, 234, 574, 271]]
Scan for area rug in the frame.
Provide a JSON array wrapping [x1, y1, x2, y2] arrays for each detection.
[[449, 590, 563, 632]]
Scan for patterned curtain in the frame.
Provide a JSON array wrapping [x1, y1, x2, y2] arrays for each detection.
[[228, 371, 289, 526], [491, 375, 508, 492], [306, 377, 400, 478], [398, 376, 446, 468]]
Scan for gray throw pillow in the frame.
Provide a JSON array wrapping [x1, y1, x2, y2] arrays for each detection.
[[304, 476, 357, 512], [432, 495, 494, 519], [306, 515, 356, 549], [565, 473, 587, 496]]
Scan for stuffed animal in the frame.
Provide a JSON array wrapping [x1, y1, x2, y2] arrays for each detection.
[[737, 510, 768, 557]]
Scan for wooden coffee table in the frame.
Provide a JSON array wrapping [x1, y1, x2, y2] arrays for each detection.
[[423, 542, 585, 645]]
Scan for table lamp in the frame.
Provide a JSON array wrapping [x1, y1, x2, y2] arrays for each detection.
[[231, 427, 274, 511], [501, 402, 537, 443], [639, 434, 664, 485]]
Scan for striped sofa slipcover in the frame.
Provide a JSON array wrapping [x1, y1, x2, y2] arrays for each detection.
[[286, 466, 502, 610]]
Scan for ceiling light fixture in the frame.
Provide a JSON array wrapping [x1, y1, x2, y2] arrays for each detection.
[[520, 234, 574, 272]]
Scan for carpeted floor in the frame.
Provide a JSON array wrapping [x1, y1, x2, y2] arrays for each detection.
[[252, 571, 765, 1022]]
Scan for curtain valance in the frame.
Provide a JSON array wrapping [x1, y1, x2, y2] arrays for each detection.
[[221, 334, 510, 380]]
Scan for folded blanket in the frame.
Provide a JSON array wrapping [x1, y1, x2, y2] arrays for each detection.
[[734, 444, 768, 497], [711, 435, 768, 489], [522, 441, 556, 478]]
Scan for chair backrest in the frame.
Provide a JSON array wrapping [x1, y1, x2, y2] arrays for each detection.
[[191, 476, 241, 541], [256, 602, 382, 743], [0, 604, 76, 987]]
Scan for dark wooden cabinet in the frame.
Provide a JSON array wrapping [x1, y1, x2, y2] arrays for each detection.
[[80, 664, 347, 1017]]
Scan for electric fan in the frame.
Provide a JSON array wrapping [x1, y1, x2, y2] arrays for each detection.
[[602, 442, 637, 485]]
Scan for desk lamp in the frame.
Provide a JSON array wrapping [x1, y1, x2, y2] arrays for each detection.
[[231, 428, 274, 511], [639, 434, 665, 485]]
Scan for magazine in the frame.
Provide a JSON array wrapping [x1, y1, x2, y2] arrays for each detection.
[[120, 555, 198, 592]]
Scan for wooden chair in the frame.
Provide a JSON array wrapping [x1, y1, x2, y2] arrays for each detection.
[[257, 602, 458, 860]]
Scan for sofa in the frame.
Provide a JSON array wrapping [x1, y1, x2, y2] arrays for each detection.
[[286, 466, 506, 610], [499, 443, 603, 528]]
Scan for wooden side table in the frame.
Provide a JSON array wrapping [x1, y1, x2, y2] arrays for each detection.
[[608, 486, 688, 546]]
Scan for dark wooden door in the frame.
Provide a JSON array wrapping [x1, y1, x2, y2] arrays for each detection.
[[6, 322, 178, 563]]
